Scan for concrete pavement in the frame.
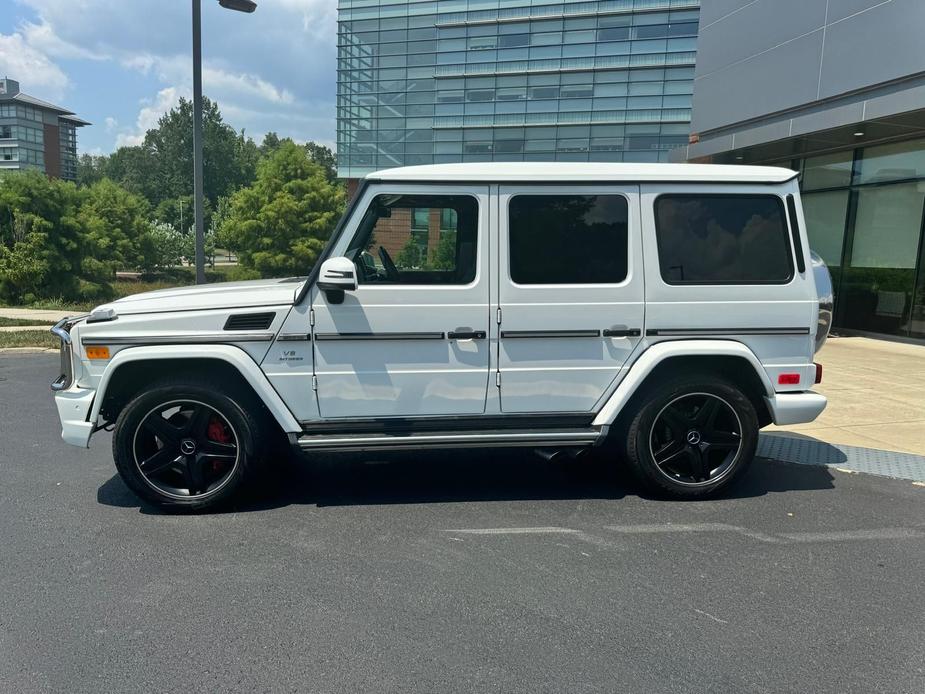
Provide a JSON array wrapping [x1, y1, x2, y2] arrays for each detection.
[[769, 336, 925, 455], [1, 352, 924, 694]]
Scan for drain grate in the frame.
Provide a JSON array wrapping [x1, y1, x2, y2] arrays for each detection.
[[758, 433, 925, 482]]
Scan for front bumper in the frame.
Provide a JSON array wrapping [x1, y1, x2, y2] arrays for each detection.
[[50, 315, 95, 447], [765, 391, 827, 426], [54, 385, 96, 447]]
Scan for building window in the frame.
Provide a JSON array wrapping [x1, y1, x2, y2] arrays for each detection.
[[508, 194, 629, 284], [802, 152, 853, 190], [802, 190, 849, 269], [855, 138, 925, 185]]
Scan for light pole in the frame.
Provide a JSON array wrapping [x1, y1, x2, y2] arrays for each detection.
[[192, 0, 257, 284]]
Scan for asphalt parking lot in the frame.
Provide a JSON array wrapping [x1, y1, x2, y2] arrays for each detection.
[[1, 353, 924, 694]]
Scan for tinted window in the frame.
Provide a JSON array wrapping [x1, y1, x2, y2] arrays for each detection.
[[509, 195, 629, 284], [654, 195, 793, 284], [346, 194, 478, 285]]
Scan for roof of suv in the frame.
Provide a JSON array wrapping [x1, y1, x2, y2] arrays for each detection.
[[366, 162, 797, 184]]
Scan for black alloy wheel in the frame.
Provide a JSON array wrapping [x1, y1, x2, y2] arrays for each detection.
[[623, 373, 759, 499], [113, 379, 266, 511], [133, 400, 240, 499], [648, 392, 743, 486]]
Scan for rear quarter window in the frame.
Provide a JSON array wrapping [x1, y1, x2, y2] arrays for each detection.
[[654, 194, 793, 284]]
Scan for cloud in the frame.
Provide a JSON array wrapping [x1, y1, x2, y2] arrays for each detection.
[[115, 86, 184, 147], [19, 20, 107, 61], [0, 31, 69, 99], [10, 0, 339, 150], [202, 67, 294, 105], [104, 116, 117, 132], [123, 53, 294, 106]]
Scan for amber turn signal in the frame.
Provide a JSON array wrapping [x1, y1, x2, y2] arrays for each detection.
[[85, 346, 110, 360]]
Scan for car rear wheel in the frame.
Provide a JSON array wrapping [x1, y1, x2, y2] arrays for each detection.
[[112, 380, 265, 511], [623, 373, 758, 498]]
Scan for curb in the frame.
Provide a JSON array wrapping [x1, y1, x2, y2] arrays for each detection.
[[0, 347, 58, 354]]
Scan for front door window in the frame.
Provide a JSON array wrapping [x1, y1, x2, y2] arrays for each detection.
[[345, 194, 479, 285]]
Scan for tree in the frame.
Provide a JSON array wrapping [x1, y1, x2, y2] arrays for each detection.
[[143, 222, 186, 271], [430, 230, 456, 270], [218, 142, 345, 278], [77, 179, 153, 277], [259, 131, 283, 157], [99, 145, 155, 200], [0, 171, 85, 302], [396, 238, 425, 269], [153, 195, 212, 234], [97, 97, 258, 213], [305, 142, 337, 181], [76, 154, 108, 187]]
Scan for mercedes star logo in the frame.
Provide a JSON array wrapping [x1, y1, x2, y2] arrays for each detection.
[[686, 430, 702, 445], [180, 439, 197, 455]]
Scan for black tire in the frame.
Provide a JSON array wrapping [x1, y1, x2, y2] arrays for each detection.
[[623, 372, 758, 499], [112, 378, 266, 512]]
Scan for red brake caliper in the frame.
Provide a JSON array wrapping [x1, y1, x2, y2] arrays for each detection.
[[207, 416, 232, 472]]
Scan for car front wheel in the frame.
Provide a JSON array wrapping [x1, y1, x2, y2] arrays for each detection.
[[624, 373, 759, 498], [112, 379, 265, 511]]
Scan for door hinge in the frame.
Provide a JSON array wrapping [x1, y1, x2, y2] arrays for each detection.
[[495, 371, 501, 388], [311, 375, 318, 391], [496, 307, 502, 324], [309, 309, 315, 327]]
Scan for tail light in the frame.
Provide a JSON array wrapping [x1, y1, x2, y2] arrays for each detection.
[[815, 362, 823, 384]]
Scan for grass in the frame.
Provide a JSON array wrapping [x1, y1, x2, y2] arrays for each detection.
[[0, 317, 58, 327], [0, 330, 59, 349], [1, 265, 240, 314]]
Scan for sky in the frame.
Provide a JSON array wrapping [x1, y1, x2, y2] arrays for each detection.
[[0, 0, 338, 155]]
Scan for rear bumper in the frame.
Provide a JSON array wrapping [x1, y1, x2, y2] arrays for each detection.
[[54, 386, 96, 448], [765, 391, 827, 426]]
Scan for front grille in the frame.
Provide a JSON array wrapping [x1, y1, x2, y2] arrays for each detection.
[[50, 318, 77, 391], [223, 312, 276, 331]]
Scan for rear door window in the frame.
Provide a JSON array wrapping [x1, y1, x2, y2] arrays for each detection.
[[654, 194, 793, 284], [508, 194, 629, 284]]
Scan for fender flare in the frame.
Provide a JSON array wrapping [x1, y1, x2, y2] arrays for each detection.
[[591, 339, 775, 427], [89, 344, 301, 433]]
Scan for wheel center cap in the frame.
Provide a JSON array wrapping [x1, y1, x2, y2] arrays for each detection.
[[180, 439, 197, 455], [686, 430, 702, 445]]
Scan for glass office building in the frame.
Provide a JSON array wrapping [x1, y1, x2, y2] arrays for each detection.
[[336, 0, 701, 179], [676, 0, 925, 341], [797, 140, 925, 341]]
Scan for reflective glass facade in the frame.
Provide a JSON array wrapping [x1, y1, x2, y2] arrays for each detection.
[[337, 0, 700, 178], [798, 138, 925, 340]]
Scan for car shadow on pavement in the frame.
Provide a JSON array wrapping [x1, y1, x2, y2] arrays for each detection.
[[96, 448, 836, 515]]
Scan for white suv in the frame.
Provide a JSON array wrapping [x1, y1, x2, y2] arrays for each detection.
[[51, 163, 829, 510]]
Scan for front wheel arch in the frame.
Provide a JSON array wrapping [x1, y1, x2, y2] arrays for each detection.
[[91, 349, 300, 436]]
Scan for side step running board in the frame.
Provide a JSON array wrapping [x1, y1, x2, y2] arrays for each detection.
[[295, 428, 602, 453]]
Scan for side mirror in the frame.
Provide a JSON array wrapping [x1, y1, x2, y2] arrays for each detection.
[[317, 256, 358, 292]]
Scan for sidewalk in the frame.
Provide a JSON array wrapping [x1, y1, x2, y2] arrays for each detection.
[[0, 308, 72, 322], [768, 336, 925, 455]]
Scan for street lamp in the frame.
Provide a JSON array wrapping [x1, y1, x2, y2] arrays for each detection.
[[192, 0, 257, 285]]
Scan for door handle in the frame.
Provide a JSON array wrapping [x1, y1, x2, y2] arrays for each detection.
[[602, 328, 641, 338], [448, 330, 486, 340]]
